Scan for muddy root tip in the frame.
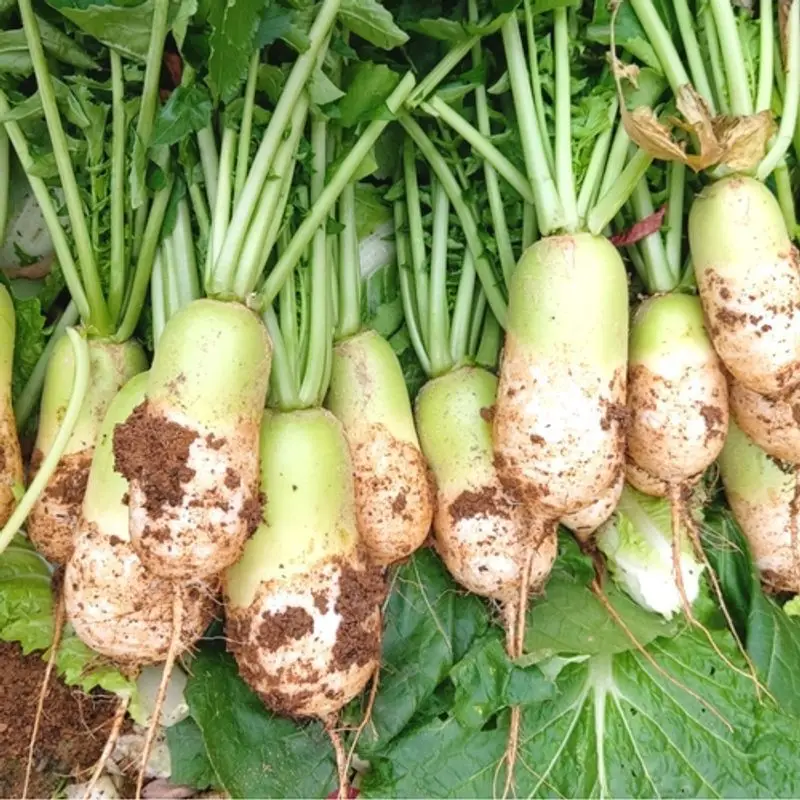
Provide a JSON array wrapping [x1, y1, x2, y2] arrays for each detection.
[[136, 590, 184, 800]]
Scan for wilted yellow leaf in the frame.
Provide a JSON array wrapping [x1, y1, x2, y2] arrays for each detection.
[[713, 111, 777, 171], [620, 84, 775, 171], [606, 52, 640, 88]]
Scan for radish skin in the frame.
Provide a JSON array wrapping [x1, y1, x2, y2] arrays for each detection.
[[719, 418, 800, 592], [627, 294, 728, 483], [494, 233, 629, 515], [28, 336, 147, 564], [225, 409, 383, 719], [561, 472, 624, 542], [690, 175, 800, 396], [1, 285, 23, 527], [65, 373, 215, 664], [326, 329, 433, 565], [729, 379, 800, 463], [416, 367, 556, 601], [625, 459, 704, 499], [115, 299, 271, 580]]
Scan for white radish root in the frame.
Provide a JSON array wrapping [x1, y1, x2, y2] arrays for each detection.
[[224, 409, 384, 719], [719, 418, 800, 591], [690, 175, 800, 396], [327, 329, 433, 566], [493, 233, 629, 516], [27, 338, 147, 565], [114, 299, 271, 581], [729, 378, 800, 463], [561, 472, 624, 542]]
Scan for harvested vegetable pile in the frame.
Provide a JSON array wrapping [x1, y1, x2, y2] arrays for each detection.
[[3, 0, 800, 797]]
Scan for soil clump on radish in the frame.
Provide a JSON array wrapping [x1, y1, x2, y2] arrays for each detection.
[[256, 607, 315, 651], [112, 402, 198, 515], [40, 451, 93, 506], [331, 564, 386, 671], [449, 484, 514, 522], [0, 641, 122, 798]]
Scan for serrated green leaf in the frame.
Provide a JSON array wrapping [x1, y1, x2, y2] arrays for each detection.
[[254, 3, 296, 49], [404, 13, 510, 41], [207, 0, 264, 103], [337, 63, 400, 128], [152, 83, 213, 147], [257, 63, 286, 104], [9, 293, 46, 405], [586, 0, 662, 70], [339, 0, 409, 49], [36, 15, 99, 70], [184, 648, 337, 798], [47, 0, 184, 63], [449, 631, 554, 728], [56, 636, 141, 715], [309, 68, 344, 106]]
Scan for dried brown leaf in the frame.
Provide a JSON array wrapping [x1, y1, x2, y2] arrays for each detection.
[[621, 83, 774, 172], [780, 0, 791, 66], [607, 53, 640, 88], [713, 111, 777, 170], [622, 105, 690, 162]]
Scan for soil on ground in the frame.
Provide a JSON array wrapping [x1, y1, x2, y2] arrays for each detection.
[[0, 641, 119, 798]]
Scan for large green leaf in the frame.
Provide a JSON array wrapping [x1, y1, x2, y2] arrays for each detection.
[[524, 535, 679, 661], [184, 648, 337, 799], [702, 507, 800, 717], [47, 0, 186, 62], [206, 0, 264, 102], [358, 548, 489, 754], [166, 717, 219, 791], [339, 0, 409, 50], [362, 627, 800, 798]]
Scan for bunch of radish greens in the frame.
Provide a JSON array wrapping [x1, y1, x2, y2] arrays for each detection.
[[3, 0, 800, 796]]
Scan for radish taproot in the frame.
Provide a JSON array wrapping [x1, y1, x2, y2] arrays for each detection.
[[225, 409, 383, 718], [719, 418, 800, 592], [28, 338, 146, 564], [416, 367, 555, 600], [627, 293, 728, 487], [690, 176, 800, 396], [325, 184, 432, 567], [1, 284, 22, 528], [66, 372, 215, 664], [494, 233, 629, 516], [113, 299, 271, 580], [327, 330, 433, 566]]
